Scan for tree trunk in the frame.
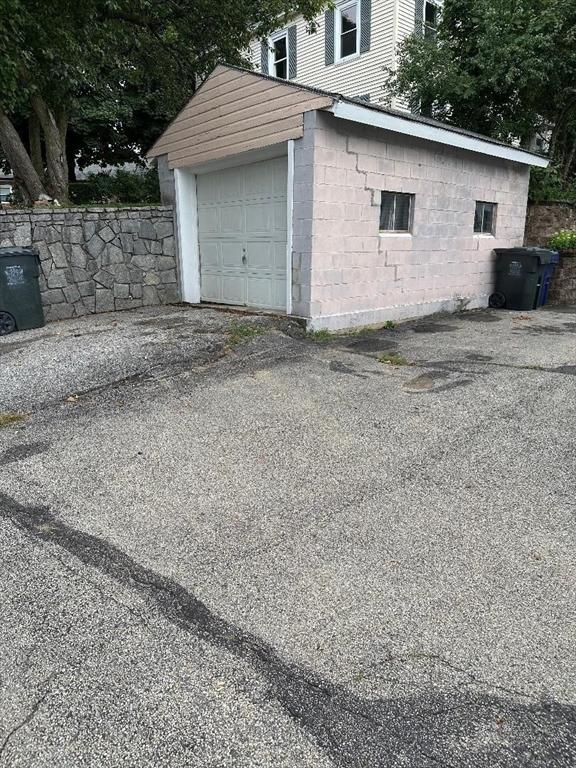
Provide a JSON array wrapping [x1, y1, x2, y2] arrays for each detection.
[[28, 112, 44, 179], [30, 94, 68, 202], [0, 106, 47, 204]]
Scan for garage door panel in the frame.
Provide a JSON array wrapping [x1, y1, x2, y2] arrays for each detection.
[[221, 275, 246, 305], [220, 205, 244, 235], [197, 156, 287, 311], [200, 273, 221, 302], [198, 207, 219, 235], [245, 203, 273, 234], [200, 241, 220, 268], [246, 276, 286, 309], [273, 202, 288, 232], [221, 242, 243, 269]]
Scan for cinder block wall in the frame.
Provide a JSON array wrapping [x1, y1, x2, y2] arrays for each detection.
[[0, 206, 179, 323], [302, 112, 530, 329]]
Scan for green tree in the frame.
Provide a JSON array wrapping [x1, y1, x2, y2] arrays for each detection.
[[387, 0, 576, 182], [0, 0, 325, 204]]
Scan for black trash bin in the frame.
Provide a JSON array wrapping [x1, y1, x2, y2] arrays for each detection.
[[0, 247, 45, 335], [489, 247, 560, 311]]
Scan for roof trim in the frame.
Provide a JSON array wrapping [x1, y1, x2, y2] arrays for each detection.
[[328, 101, 548, 168]]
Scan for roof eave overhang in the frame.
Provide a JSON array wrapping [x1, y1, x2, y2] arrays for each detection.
[[327, 101, 549, 168]]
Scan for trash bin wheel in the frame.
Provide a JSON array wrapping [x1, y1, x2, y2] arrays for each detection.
[[0, 311, 16, 335], [489, 292, 506, 309]]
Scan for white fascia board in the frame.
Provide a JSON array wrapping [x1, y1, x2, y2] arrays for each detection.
[[328, 101, 549, 167]]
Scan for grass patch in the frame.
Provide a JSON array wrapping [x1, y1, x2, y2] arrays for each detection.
[[307, 329, 333, 342], [383, 320, 396, 329], [227, 322, 265, 347], [378, 352, 410, 366], [0, 411, 28, 428]]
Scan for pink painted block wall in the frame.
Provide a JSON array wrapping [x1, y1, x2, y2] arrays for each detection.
[[297, 111, 531, 330]]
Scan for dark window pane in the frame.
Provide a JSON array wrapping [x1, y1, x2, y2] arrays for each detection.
[[474, 201, 496, 233], [394, 194, 411, 230], [482, 204, 494, 233], [425, 2, 437, 26], [474, 202, 483, 232], [275, 59, 287, 79], [274, 37, 287, 61], [340, 29, 357, 57], [380, 193, 395, 231]]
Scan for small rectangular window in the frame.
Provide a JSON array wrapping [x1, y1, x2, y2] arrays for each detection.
[[336, 1, 359, 60], [380, 192, 414, 232], [474, 201, 497, 234], [270, 34, 288, 79], [424, 1, 438, 38]]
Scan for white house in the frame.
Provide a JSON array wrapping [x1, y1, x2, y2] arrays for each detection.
[[249, 0, 440, 107]]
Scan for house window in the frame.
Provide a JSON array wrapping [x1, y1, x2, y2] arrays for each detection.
[[0, 185, 12, 203], [474, 201, 497, 234], [380, 192, 414, 232], [269, 33, 288, 79], [336, 1, 359, 60], [424, 1, 439, 39]]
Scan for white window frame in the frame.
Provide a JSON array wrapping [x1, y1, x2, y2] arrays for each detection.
[[335, 0, 360, 63], [474, 200, 497, 235], [268, 29, 289, 80], [379, 191, 414, 234]]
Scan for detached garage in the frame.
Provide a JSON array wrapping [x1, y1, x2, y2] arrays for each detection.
[[149, 64, 547, 330]]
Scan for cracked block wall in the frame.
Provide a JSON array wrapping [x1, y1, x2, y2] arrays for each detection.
[[0, 206, 179, 322], [297, 111, 530, 330]]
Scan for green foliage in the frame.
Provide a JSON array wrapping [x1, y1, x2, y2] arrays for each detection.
[[378, 352, 410, 366], [389, 0, 576, 185], [0, 411, 28, 428], [529, 167, 576, 203], [547, 230, 576, 250], [0, 0, 328, 172], [307, 329, 333, 342], [69, 169, 160, 205], [227, 322, 266, 347]]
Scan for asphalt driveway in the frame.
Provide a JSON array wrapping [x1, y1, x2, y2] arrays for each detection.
[[0, 304, 575, 767]]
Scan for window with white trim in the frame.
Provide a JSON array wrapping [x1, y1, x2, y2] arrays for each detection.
[[380, 192, 414, 232], [474, 201, 497, 234], [269, 32, 288, 79], [0, 185, 12, 203], [424, 1, 439, 39], [335, 1, 359, 61]]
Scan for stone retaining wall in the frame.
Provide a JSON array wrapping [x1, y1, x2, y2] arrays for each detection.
[[524, 202, 576, 246], [0, 206, 178, 322], [549, 253, 576, 305]]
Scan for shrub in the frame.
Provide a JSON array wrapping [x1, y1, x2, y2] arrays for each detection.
[[69, 168, 160, 206], [529, 167, 576, 204], [547, 230, 576, 250]]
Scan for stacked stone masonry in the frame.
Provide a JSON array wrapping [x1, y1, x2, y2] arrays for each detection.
[[524, 202, 576, 247], [548, 253, 576, 305], [0, 206, 178, 322], [292, 111, 530, 329]]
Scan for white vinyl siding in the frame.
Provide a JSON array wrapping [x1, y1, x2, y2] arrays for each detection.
[[249, 0, 397, 105]]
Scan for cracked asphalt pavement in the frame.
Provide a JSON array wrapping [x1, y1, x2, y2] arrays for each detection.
[[0, 303, 575, 767]]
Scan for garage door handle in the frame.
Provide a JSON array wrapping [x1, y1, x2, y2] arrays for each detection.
[[242, 249, 247, 265]]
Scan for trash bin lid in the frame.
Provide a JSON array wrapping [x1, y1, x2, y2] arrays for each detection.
[[0, 246, 40, 261], [494, 247, 560, 265]]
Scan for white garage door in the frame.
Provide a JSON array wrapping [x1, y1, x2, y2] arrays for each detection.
[[197, 156, 288, 311]]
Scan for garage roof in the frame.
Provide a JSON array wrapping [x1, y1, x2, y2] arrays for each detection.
[[149, 64, 548, 169]]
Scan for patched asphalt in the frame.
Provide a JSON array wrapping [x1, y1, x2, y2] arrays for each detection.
[[0, 304, 575, 767]]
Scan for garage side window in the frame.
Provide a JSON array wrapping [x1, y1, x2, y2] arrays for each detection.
[[380, 192, 414, 232], [474, 201, 497, 234]]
